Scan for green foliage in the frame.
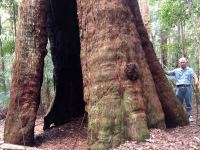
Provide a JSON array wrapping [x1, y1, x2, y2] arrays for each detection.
[[2, 38, 14, 54], [0, 54, 13, 92], [0, 92, 9, 107], [43, 51, 54, 87], [0, 38, 15, 94], [0, 0, 18, 107], [149, 0, 200, 74], [192, 0, 200, 16], [0, 0, 18, 37], [0, 0, 18, 12], [159, 0, 189, 27]]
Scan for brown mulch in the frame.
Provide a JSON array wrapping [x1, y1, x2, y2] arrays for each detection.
[[34, 116, 88, 150], [0, 116, 88, 150], [112, 124, 200, 150], [0, 111, 200, 150]]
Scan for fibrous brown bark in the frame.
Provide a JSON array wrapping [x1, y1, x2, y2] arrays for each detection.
[[77, 0, 188, 149], [4, 0, 48, 146], [78, 1, 150, 149], [129, 0, 188, 127], [77, 0, 185, 149]]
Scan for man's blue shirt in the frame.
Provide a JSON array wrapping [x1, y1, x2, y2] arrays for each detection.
[[167, 67, 197, 85]]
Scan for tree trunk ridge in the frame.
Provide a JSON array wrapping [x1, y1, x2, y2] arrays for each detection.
[[128, 0, 188, 127]]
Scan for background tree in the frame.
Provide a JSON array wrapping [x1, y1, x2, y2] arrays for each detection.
[[0, 0, 16, 107], [0, 0, 18, 39], [150, 0, 200, 70], [138, 0, 151, 37], [0, 16, 6, 93]]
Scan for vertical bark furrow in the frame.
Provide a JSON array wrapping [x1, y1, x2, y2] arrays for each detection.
[[120, 0, 166, 129]]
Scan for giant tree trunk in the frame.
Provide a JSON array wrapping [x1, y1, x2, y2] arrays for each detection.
[[4, 0, 48, 145], [5, 0, 188, 149], [77, 0, 188, 149]]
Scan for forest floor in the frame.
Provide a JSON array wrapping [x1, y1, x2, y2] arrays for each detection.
[[0, 109, 200, 150]]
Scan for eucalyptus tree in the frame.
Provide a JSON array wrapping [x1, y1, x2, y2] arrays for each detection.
[[4, 0, 188, 149]]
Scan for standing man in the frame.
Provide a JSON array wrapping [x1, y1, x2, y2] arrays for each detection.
[[166, 57, 198, 122]]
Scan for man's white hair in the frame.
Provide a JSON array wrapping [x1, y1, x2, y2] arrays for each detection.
[[179, 57, 187, 62]]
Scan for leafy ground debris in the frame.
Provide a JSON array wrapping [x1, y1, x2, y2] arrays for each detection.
[[0, 110, 200, 150]]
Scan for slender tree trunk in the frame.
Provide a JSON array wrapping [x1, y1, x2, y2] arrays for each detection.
[[177, 23, 183, 57], [138, 0, 151, 37], [4, 0, 47, 146], [40, 75, 52, 114], [0, 16, 6, 93], [160, 31, 168, 66], [189, 1, 200, 80], [197, 18, 200, 81], [44, 77, 51, 111], [12, 0, 17, 38], [7, 0, 17, 40], [180, 22, 186, 56]]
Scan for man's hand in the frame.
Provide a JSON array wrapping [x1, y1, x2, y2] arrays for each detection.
[[197, 82, 200, 90], [193, 76, 199, 89], [194, 77, 198, 85]]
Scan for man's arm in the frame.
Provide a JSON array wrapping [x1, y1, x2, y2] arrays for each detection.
[[194, 76, 198, 85], [165, 70, 175, 76], [191, 69, 198, 85]]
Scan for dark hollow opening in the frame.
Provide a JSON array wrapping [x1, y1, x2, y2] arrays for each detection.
[[43, 0, 85, 130]]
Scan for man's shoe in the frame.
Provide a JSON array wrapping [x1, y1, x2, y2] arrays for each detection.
[[189, 116, 195, 122]]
